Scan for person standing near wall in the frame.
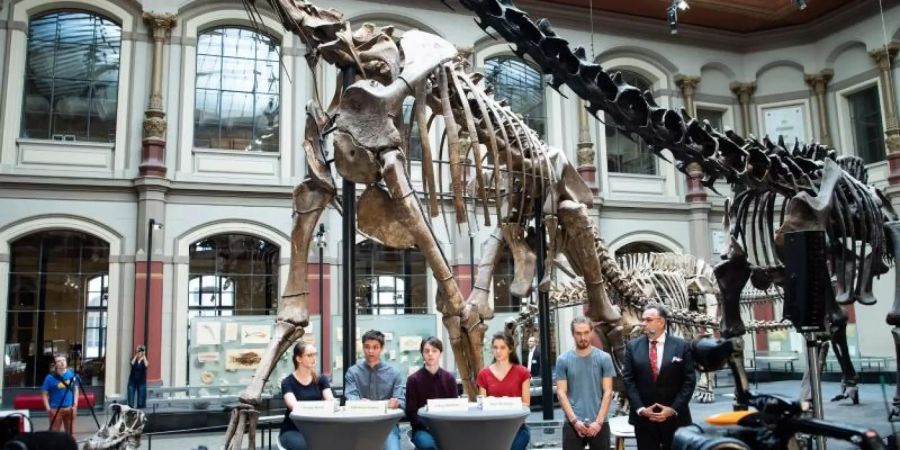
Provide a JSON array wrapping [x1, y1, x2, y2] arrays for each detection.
[[127, 345, 148, 409]]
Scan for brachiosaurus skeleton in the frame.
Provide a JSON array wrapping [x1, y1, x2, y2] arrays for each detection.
[[451, 0, 900, 416], [222, 1, 650, 447]]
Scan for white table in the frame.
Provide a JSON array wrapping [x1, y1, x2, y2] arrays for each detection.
[[418, 405, 529, 450], [290, 409, 403, 450]]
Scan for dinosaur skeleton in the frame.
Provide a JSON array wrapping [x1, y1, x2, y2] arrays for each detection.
[[451, 0, 900, 416], [222, 1, 653, 447], [83, 404, 147, 450]]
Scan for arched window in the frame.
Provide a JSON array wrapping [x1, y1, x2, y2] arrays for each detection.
[[5, 231, 109, 391], [22, 11, 122, 142], [194, 27, 280, 152], [188, 234, 279, 317], [615, 241, 668, 258], [605, 70, 657, 175], [355, 240, 427, 315], [484, 56, 546, 137]]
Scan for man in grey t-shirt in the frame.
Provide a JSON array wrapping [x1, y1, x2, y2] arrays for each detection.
[[555, 316, 616, 450]]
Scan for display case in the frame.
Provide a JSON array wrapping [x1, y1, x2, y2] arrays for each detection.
[[187, 315, 320, 397]]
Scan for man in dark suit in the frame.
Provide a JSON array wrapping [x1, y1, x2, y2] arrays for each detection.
[[621, 303, 696, 450], [524, 336, 541, 377]]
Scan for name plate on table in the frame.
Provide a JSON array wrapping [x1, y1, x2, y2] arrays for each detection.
[[427, 398, 468, 412], [481, 397, 523, 411], [345, 400, 388, 414], [294, 399, 335, 416]]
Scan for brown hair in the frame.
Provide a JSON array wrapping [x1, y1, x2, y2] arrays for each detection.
[[419, 336, 443, 354], [490, 332, 520, 365], [291, 341, 319, 383]]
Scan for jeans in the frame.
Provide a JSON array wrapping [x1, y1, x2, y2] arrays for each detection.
[[279, 430, 308, 450], [511, 424, 530, 450], [384, 424, 401, 450], [127, 383, 146, 408], [411, 429, 438, 450]]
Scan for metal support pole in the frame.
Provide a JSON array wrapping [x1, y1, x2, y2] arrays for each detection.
[[144, 218, 155, 348], [341, 68, 357, 391], [806, 333, 827, 450], [317, 224, 326, 372], [535, 201, 553, 420]]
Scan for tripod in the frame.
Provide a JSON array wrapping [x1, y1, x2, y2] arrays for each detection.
[[47, 370, 100, 432]]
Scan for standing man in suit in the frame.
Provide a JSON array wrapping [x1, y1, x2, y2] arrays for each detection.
[[621, 303, 696, 450], [524, 336, 541, 377]]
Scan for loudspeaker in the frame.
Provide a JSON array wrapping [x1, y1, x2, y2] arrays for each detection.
[[783, 230, 832, 333]]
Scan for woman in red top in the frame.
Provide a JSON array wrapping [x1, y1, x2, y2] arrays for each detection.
[[476, 332, 531, 450]]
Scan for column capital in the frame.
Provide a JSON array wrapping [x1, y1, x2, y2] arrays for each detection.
[[143, 11, 177, 41], [804, 69, 833, 95], [675, 75, 701, 97], [870, 43, 900, 71], [730, 81, 756, 104]]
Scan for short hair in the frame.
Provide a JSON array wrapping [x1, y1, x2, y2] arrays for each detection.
[[361, 329, 385, 347], [643, 303, 670, 322], [52, 353, 66, 362], [419, 336, 443, 354], [570, 316, 593, 333]]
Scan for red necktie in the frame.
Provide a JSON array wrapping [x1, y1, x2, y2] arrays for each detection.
[[650, 340, 659, 381]]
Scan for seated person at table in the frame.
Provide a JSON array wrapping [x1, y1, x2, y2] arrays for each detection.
[[280, 342, 334, 450], [345, 329, 405, 450], [405, 336, 458, 450], [477, 332, 531, 450]]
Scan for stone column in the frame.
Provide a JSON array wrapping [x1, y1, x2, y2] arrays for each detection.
[[730, 81, 757, 136], [804, 69, 834, 146], [140, 12, 177, 177], [870, 45, 900, 185], [576, 100, 599, 195], [675, 75, 700, 116]]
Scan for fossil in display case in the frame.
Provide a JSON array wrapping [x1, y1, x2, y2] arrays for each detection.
[[241, 325, 271, 344], [197, 352, 219, 364], [226, 349, 264, 371], [195, 321, 221, 345], [224, 322, 239, 342], [399, 336, 421, 352], [200, 371, 216, 385]]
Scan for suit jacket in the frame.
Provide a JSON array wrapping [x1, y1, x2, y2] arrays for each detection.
[[524, 348, 541, 377], [621, 334, 696, 427]]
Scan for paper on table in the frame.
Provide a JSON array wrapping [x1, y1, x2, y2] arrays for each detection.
[[294, 399, 336, 416], [344, 400, 388, 414], [481, 396, 523, 411], [426, 398, 468, 412]]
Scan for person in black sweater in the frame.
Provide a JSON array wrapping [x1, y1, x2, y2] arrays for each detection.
[[279, 341, 334, 450], [404, 337, 458, 450]]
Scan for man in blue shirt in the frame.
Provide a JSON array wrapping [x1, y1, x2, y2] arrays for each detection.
[[344, 330, 405, 450], [556, 316, 616, 450], [42, 353, 78, 434]]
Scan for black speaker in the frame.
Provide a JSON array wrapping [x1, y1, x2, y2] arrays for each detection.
[[783, 230, 832, 333]]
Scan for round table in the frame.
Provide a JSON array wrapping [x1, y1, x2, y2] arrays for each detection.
[[290, 409, 403, 450], [418, 405, 530, 450]]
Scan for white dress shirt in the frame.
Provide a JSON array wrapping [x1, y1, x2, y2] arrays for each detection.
[[527, 348, 536, 371]]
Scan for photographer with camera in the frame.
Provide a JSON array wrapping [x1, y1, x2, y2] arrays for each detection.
[[127, 346, 148, 409], [622, 304, 696, 450], [41, 354, 78, 434]]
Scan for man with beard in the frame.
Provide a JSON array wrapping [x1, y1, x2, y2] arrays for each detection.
[[555, 316, 616, 450], [621, 303, 696, 450]]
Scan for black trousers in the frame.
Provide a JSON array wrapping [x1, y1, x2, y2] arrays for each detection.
[[634, 418, 680, 450], [562, 421, 611, 450]]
